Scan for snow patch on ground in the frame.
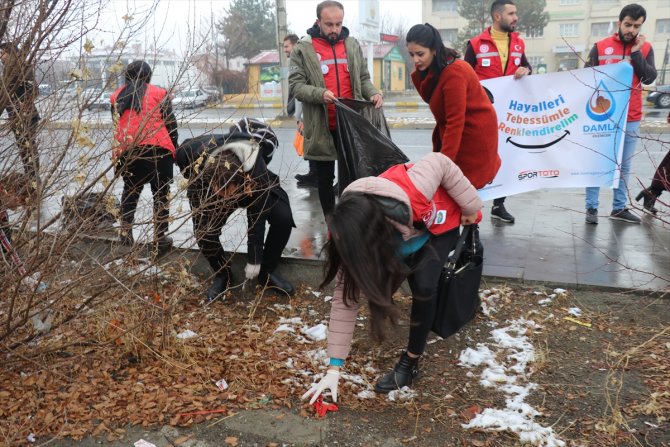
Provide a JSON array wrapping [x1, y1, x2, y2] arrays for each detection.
[[459, 318, 565, 447]]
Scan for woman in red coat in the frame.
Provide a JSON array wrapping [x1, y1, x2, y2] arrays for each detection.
[[407, 23, 500, 190]]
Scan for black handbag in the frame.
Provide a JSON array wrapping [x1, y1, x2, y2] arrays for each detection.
[[431, 225, 483, 338]]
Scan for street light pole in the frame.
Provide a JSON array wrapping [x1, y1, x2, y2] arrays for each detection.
[[276, 0, 289, 116]]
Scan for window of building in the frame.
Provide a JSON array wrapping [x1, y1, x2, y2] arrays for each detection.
[[657, 19, 670, 35], [592, 0, 618, 3], [439, 28, 458, 44], [559, 0, 580, 5], [524, 27, 545, 38], [398, 66, 403, 80], [591, 22, 611, 37], [559, 23, 579, 37], [528, 56, 543, 67], [433, 0, 457, 12]]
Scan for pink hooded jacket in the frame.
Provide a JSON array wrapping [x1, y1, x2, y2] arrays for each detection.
[[327, 152, 483, 360]]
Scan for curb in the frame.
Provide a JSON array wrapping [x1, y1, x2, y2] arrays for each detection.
[[216, 101, 429, 110]]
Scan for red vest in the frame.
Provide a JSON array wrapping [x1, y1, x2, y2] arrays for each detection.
[[110, 84, 176, 156], [469, 28, 525, 80], [596, 34, 651, 122], [312, 37, 353, 130], [379, 164, 460, 235]]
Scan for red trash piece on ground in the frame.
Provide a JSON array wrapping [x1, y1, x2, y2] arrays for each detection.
[[313, 395, 339, 417]]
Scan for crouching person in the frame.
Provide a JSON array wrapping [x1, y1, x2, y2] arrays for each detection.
[[302, 152, 482, 403], [176, 119, 296, 302]]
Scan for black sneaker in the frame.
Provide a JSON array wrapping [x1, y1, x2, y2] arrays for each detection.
[[585, 208, 598, 225], [297, 177, 318, 188], [609, 208, 641, 223], [295, 172, 316, 182], [491, 204, 515, 223]]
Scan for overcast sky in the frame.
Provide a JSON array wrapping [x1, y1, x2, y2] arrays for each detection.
[[91, 0, 423, 55]]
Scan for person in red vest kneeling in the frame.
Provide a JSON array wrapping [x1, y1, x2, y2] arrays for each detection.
[[110, 60, 178, 250]]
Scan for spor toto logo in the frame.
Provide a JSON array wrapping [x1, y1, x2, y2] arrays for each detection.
[[518, 170, 560, 181]]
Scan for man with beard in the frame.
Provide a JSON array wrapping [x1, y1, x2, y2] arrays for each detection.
[[464, 0, 532, 225], [583, 3, 656, 224], [289, 0, 383, 218]]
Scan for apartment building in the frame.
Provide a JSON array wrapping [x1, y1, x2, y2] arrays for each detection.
[[423, 0, 670, 83]]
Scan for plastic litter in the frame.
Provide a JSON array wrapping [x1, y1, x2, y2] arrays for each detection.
[[313, 395, 339, 417], [134, 440, 157, 447]]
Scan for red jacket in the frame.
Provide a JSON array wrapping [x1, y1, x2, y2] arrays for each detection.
[[379, 164, 461, 234], [594, 34, 652, 122], [469, 28, 526, 80], [412, 60, 500, 189], [110, 84, 176, 156], [312, 37, 353, 130]]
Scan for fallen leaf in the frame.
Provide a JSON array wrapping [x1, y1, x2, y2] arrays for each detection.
[[225, 436, 238, 446]]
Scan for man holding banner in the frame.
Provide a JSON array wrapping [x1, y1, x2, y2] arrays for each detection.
[[465, 0, 532, 224], [583, 3, 657, 224]]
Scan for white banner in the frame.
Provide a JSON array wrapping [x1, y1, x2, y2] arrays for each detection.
[[478, 63, 633, 201]]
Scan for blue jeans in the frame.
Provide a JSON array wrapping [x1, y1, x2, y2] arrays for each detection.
[[585, 120, 641, 211]]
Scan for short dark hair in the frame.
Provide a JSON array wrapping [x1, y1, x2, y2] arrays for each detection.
[[491, 0, 515, 18], [619, 4, 646, 23], [316, 1, 344, 19], [283, 34, 299, 45]]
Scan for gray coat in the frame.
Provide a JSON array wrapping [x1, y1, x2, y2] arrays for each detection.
[[289, 34, 380, 161]]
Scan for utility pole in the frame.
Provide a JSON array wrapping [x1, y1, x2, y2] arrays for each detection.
[[276, 0, 289, 116], [662, 38, 669, 85]]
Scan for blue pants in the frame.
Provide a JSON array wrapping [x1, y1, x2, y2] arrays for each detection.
[[585, 120, 641, 211]]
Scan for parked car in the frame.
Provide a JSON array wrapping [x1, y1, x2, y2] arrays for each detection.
[[83, 89, 112, 110], [646, 85, 670, 108], [172, 89, 208, 109]]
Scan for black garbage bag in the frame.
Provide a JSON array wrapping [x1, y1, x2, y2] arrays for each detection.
[[335, 99, 409, 192]]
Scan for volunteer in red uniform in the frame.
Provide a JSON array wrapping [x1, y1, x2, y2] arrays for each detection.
[[110, 60, 179, 249]]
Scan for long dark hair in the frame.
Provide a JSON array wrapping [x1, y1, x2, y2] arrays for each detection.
[[406, 23, 460, 76], [320, 193, 408, 341], [116, 60, 152, 116]]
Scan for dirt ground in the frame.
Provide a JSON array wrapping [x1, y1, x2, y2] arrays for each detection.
[[1, 250, 669, 447]]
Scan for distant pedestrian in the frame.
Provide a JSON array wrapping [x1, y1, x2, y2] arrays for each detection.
[[289, 0, 383, 217], [284, 33, 316, 188], [464, 0, 533, 224], [584, 4, 656, 224], [407, 24, 500, 192], [301, 152, 482, 403], [110, 60, 178, 249], [176, 119, 296, 302], [0, 42, 41, 183]]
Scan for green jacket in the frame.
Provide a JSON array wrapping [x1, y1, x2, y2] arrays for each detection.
[[289, 34, 380, 161]]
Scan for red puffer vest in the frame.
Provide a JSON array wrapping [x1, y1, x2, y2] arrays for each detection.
[[312, 36, 353, 130], [469, 28, 525, 80], [596, 34, 651, 122], [110, 84, 176, 156], [379, 164, 460, 235]]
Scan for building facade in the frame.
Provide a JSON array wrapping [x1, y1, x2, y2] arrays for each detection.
[[423, 0, 670, 82]]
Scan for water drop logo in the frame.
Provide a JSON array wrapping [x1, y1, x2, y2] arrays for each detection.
[[586, 81, 616, 121]]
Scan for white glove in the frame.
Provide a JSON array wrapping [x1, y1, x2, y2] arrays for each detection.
[[302, 369, 340, 404], [244, 263, 261, 280]]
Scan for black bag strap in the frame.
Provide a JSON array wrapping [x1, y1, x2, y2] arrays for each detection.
[[445, 225, 474, 275]]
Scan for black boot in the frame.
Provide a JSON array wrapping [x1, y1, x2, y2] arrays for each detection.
[[635, 188, 660, 215], [258, 270, 295, 295], [206, 270, 231, 303], [374, 352, 420, 393]]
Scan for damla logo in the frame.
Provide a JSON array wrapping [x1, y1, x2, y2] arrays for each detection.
[[518, 169, 560, 181], [586, 81, 616, 122]]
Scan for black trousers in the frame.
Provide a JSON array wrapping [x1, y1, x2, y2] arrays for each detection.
[[116, 145, 173, 238], [405, 228, 460, 356], [189, 187, 293, 275], [651, 150, 670, 194]]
